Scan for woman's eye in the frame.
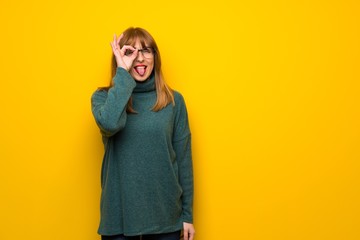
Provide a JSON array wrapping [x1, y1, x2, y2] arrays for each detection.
[[125, 49, 134, 56], [143, 48, 151, 53]]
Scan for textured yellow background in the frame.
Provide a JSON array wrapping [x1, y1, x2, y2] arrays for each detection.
[[1, 0, 359, 239]]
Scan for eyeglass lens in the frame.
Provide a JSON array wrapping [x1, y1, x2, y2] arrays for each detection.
[[125, 47, 153, 58]]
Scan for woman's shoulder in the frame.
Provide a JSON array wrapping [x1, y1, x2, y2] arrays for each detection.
[[172, 90, 186, 104], [91, 88, 108, 102], [171, 90, 189, 112]]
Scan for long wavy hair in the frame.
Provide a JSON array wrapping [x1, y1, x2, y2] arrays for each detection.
[[101, 27, 174, 113]]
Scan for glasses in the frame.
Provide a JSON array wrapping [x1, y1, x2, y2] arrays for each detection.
[[125, 47, 154, 58]]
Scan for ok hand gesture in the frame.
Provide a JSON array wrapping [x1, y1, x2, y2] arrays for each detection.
[[110, 34, 138, 71]]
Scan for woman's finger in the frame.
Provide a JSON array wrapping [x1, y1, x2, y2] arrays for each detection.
[[117, 33, 123, 45], [189, 231, 195, 240], [113, 34, 117, 48], [183, 228, 189, 240], [110, 41, 118, 54], [110, 36, 116, 51], [120, 45, 137, 56], [121, 45, 136, 51]]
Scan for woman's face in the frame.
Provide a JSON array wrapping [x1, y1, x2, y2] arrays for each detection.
[[128, 39, 155, 82]]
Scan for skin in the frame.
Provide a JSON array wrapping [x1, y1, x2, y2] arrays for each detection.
[[183, 222, 196, 240], [110, 33, 196, 240]]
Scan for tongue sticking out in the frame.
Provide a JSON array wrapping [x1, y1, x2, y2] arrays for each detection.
[[135, 66, 146, 76]]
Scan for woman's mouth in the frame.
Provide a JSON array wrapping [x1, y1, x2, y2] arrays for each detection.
[[134, 65, 147, 76]]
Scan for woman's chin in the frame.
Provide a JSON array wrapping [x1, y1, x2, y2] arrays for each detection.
[[132, 75, 148, 82]]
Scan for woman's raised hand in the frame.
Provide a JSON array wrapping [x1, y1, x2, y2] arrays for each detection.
[[110, 34, 138, 71]]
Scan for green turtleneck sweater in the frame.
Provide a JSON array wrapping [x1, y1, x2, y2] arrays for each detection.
[[91, 67, 193, 236]]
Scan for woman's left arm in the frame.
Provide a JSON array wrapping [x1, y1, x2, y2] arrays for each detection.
[[172, 92, 194, 226], [173, 133, 193, 222]]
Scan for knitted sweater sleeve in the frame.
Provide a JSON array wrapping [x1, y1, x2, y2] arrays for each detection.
[[91, 68, 136, 137], [173, 92, 194, 224]]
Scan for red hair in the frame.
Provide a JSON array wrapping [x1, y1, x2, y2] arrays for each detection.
[[103, 27, 174, 113]]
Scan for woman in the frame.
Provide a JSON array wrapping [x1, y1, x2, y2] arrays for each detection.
[[91, 27, 195, 240]]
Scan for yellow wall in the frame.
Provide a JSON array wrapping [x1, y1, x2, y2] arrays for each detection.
[[1, 0, 359, 239]]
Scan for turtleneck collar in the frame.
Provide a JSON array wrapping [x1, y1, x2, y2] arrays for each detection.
[[133, 73, 156, 93]]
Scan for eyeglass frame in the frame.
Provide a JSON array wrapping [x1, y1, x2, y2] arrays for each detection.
[[125, 47, 155, 58]]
